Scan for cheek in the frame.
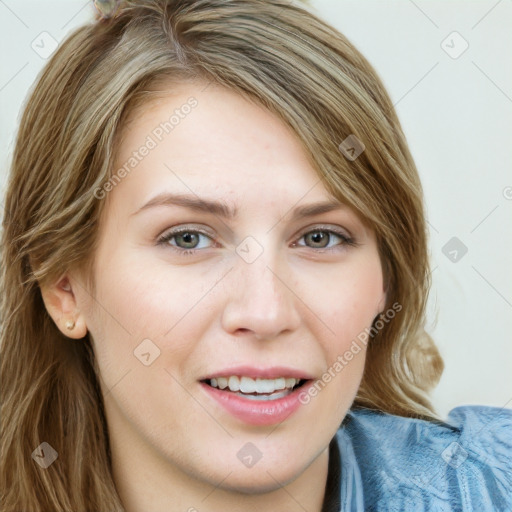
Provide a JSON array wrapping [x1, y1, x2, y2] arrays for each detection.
[[306, 254, 384, 348], [95, 250, 207, 330], [87, 252, 218, 379], [322, 347, 367, 413], [87, 264, 218, 446]]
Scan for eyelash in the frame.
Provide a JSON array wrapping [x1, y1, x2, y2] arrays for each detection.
[[156, 226, 358, 257]]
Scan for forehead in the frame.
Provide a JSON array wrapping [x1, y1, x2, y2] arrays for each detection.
[[108, 81, 338, 213]]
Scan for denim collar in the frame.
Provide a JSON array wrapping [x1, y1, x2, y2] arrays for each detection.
[[321, 412, 365, 512]]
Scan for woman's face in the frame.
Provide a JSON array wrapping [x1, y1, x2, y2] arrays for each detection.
[[68, 81, 386, 503]]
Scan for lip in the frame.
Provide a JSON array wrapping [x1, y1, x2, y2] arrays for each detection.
[[199, 379, 315, 426], [199, 365, 316, 381]]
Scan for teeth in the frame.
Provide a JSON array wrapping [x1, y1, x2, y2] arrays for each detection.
[[285, 377, 296, 388], [228, 376, 240, 392], [232, 389, 293, 401], [208, 376, 300, 394]]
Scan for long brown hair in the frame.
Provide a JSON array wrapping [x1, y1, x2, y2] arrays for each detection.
[[0, 1, 443, 510]]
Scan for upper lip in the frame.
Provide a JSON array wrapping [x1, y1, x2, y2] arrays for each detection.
[[200, 365, 315, 381]]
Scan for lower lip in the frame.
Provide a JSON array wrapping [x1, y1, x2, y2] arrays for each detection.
[[200, 380, 314, 426]]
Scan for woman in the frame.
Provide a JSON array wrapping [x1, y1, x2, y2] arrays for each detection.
[[1, 1, 510, 511]]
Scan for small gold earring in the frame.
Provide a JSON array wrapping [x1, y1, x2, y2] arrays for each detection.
[[65, 319, 75, 330]]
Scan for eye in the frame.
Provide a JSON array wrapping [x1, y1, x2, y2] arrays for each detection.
[[157, 228, 214, 255], [156, 225, 357, 257], [294, 227, 356, 251]]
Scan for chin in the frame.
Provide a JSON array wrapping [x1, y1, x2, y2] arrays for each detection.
[[214, 468, 302, 495]]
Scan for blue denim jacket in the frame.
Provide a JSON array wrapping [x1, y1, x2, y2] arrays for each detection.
[[321, 405, 512, 511]]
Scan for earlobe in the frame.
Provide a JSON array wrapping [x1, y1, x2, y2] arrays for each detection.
[[40, 276, 88, 339]]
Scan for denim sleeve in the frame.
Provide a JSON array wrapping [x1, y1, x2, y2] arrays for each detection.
[[335, 405, 512, 512], [443, 405, 512, 511]]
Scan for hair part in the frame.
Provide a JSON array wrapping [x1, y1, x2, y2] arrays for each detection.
[[0, 1, 443, 510]]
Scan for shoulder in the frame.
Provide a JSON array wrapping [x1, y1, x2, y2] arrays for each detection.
[[335, 405, 512, 511]]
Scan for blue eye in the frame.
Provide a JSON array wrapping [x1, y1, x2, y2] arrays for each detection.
[[157, 227, 357, 257]]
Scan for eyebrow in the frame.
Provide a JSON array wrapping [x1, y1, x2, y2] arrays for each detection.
[[131, 192, 346, 220]]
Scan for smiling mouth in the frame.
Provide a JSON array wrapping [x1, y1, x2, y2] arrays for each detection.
[[201, 376, 309, 401]]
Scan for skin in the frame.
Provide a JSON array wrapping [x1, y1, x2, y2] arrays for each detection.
[[42, 81, 386, 512]]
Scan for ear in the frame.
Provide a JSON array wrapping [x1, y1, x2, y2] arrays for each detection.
[[40, 275, 88, 339]]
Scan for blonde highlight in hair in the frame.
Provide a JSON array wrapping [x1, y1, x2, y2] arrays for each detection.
[[1, 1, 443, 509]]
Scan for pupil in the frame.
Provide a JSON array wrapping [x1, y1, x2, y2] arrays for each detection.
[[179, 232, 198, 248], [309, 231, 328, 248]]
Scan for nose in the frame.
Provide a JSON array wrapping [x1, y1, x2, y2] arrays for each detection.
[[221, 251, 301, 341]]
